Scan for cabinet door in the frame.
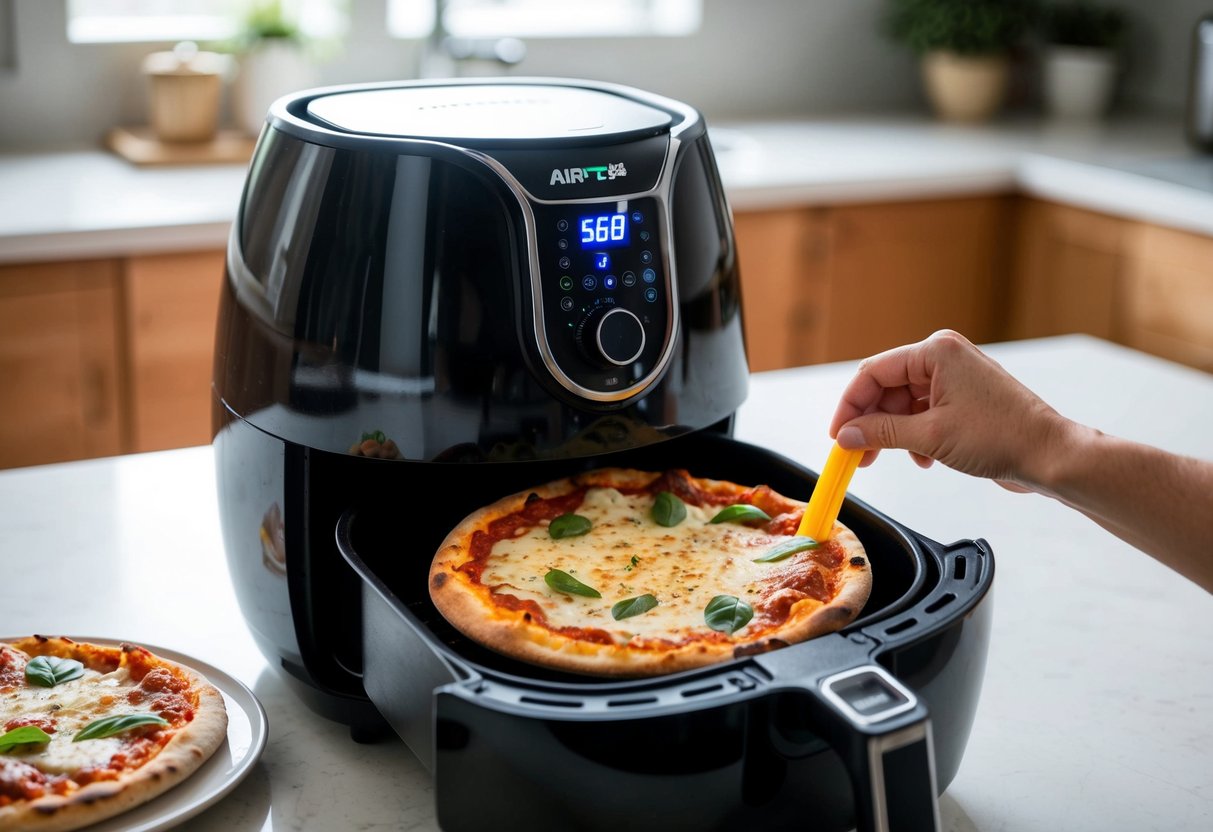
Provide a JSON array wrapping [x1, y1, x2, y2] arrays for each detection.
[[1122, 224, 1213, 372], [734, 209, 828, 371], [1007, 199, 1130, 341], [0, 260, 125, 468], [822, 197, 1011, 360], [124, 251, 225, 452]]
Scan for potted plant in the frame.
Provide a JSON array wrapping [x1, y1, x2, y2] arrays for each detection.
[[230, 1, 318, 137], [885, 0, 1035, 122], [1040, 1, 1127, 120]]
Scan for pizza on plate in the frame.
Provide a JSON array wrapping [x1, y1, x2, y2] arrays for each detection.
[[429, 468, 872, 676], [0, 636, 228, 832]]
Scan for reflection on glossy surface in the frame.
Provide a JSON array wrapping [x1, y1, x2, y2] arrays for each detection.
[[215, 107, 746, 462]]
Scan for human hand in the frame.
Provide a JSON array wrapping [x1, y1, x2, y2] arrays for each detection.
[[829, 330, 1074, 492]]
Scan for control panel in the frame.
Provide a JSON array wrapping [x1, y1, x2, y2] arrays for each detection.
[[531, 197, 671, 398]]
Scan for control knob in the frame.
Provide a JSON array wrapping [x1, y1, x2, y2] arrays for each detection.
[[575, 306, 646, 367]]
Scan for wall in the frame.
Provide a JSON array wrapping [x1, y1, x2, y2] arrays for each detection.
[[0, 0, 1208, 150], [0, 0, 921, 149]]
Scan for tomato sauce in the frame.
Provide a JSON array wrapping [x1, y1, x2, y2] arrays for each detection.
[[3, 716, 56, 734], [0, 759, 50, 804], [457, 489, 587, 584]]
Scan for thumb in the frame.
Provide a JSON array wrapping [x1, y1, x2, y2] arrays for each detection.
[[836, 412, 931, 456]]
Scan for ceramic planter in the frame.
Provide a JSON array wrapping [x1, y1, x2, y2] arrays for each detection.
[[921, 51, 1009, 123], [1043, 46, 1118, 120]]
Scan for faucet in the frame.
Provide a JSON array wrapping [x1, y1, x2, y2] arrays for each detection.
[[420, 0, 527, 78]]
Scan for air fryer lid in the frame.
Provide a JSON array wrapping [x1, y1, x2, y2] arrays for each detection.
[[305, 83, 674, 143]]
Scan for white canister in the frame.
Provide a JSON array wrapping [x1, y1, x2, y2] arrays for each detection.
[[1042, 46, 1119, 121], [233, 39, 317, 138]]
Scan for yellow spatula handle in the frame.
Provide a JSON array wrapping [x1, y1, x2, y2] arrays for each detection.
[[797, 442, 864, 541]]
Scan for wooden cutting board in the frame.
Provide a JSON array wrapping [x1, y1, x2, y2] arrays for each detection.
[[106, 126, 256, 166]]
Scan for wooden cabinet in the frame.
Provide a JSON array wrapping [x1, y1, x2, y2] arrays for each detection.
[[0, 251, 225, 470], [0, 260, 126, 468], [2, 194, 1208, 470], [1008, 199, 1213, 373], [1121, 224, 1213, 372], [735, 196, 1013, 370], [1007, 199, 1134, 342], [124, 251, 225, 452]]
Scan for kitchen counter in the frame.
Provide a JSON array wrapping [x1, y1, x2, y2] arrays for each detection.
[[0, 334, 1209, 831], [1, 115, 1212, 264]]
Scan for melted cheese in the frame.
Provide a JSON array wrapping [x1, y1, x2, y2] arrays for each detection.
[[1, 665, 144, 774], [483, 487, 818, 644]]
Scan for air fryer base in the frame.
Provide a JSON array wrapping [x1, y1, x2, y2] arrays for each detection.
[[337, 437, 994, 832]]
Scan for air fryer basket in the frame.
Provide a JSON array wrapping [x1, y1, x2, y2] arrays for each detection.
[[337, 433, 994, 832]]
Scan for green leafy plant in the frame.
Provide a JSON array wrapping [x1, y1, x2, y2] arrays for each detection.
[[212, 0, 304, 53], [242, 0, 301, 43], [1041, 1, 1127, 49], [885, 0, 1037, 55]]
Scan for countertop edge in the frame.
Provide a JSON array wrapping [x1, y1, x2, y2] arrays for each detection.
[[3, 118, 1212, 263]]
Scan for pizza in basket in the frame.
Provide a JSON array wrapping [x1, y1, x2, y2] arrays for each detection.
[[429, 468, 871, 676], [0, 636, 228, 832]]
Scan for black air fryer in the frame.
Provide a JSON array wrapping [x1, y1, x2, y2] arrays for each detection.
[[213, 78, 993, 832]]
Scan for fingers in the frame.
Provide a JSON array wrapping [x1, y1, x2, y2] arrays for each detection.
[[829, 337, 939, 435], [837, 412, 914, 453]]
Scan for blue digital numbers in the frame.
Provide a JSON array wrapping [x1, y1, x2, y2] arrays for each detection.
[[579, 212, 629, 249]]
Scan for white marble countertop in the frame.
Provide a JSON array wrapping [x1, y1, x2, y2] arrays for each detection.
[[0, 334, 1209, 830], [1, 115, 1211, 264]]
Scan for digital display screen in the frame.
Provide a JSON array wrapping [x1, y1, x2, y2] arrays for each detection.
[[579, 212, 629, 249]]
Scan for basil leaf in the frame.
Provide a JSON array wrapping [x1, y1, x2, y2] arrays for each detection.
[[651, 491, 687, 527], [611, 593, 659, 620], [549, 513, 592, 539], [753, 536, 820, 563], [73, 714, 169, 742], [25, 656, 84, 688], [0, 726, 52, 753], [709, 504, 772, 525], [704, 594, 754, 635], [544, 568, 602, 598]]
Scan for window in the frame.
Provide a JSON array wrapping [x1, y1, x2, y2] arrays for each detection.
[[65, 0, 700, 44], [387, 0, 701, 40], [66, 0, 347, 44]]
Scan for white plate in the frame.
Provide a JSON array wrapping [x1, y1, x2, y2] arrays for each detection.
[[3, 637, 269, 832]]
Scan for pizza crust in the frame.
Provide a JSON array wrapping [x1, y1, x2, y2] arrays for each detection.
[[429, 469, 872, 677], [0, 637, 229, 832]]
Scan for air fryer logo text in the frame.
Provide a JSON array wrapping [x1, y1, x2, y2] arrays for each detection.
[[549, 163, 628, 186]]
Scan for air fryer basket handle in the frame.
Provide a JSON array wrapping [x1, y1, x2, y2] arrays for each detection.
[[800, 664, 941, 832]]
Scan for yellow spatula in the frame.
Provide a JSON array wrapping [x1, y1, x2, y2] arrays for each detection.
[[797, 442, 864, 542]]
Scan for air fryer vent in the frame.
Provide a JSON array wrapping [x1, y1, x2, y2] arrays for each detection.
[[924, 593, 957, 615], [519, 695, 583, 709], [885, 618, 917, 636]]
